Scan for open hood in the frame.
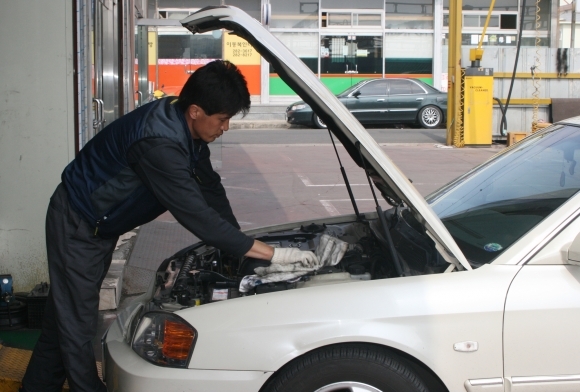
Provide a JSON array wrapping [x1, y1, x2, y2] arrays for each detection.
[[180, 6, 471, 271]]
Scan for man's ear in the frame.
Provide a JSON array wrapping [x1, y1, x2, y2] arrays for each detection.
[[188, 104, 200, 120]]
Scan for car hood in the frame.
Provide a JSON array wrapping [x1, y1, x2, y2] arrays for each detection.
[[180, 6, 471, 271]]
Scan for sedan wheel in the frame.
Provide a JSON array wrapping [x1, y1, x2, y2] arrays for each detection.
[[313, 114, 327, 129], [262, 343, 428, 392], [315, 382, 382, 392], [418, 105, 443, 129]]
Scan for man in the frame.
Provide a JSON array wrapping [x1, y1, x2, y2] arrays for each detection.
[[21, 60, 315, 392]]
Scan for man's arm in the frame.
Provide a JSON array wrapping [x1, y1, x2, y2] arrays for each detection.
[[127, 138, 311, 265], [193, 142, 240, 228], [127, 138, 254, 256]]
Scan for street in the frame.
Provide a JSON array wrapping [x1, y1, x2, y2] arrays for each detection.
[[222, 127, 448, 145]]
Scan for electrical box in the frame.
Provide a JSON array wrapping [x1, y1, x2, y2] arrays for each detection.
[[463, 67, 493, 146]]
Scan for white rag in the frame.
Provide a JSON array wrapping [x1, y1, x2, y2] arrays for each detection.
[[239, 234, 348, 293]]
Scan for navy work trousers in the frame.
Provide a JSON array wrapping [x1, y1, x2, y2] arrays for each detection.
[[22, 183, 118, 392]]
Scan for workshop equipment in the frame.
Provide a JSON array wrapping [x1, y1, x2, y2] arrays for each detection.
[[27, 282, 49, 329], [447, 0, 496, 146], [0, 275, 27, 329], [463, 67, 494, 146], [464, 1, 495, 146]]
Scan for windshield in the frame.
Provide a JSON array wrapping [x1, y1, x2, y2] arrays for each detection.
[[427, 125, 580, 266]]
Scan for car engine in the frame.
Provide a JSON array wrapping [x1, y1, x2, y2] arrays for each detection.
[[151, 207, 450, 310]]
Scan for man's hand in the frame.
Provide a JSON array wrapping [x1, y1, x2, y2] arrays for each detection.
[[244, 240, 275, 260], [251, 247, 320, 277], [271, 247, 319, 268]]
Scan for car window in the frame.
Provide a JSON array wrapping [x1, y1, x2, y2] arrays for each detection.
[[356, 80, 387, 96], [427, 125, 580, 266], [388, 79, 413, 95], [409, 81, 426, 94]]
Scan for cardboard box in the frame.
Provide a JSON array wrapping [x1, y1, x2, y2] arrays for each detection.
[[507, 132, 529, 146]]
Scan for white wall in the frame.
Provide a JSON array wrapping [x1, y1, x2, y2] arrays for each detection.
[[0, 1, 75, 290]]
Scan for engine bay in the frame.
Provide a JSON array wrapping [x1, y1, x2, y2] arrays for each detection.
[[151, 207, 450, 310]]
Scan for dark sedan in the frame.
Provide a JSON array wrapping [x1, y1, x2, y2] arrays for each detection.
[[286, 78, 447, 129]]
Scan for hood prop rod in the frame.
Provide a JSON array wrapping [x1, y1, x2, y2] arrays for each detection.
[[356, 142, 405, 277], [328, 130, 361, 219]]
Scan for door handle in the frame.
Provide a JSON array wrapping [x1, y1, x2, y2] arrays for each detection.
[[377, 99, 385, 102], [416, 98, 424, 101], [92, 98, 104, 130], [135, 91, 143, 107]]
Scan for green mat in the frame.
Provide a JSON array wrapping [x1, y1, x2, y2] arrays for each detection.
[[0, 329, 40, 350]]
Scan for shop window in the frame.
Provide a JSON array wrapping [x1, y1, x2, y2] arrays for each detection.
[[320, 35, 383, 74], [272, 32, 319, 73], [384, 33, 432, 74], [522, 0, 550, 31], [158, 34, 221, 60], [443, 0, 549, 32], [322, 11, 383, 28], [385, 0, 434, 29], [224, 0, 261, 21], [270, 0, 318, 28], [444, 0, 518, 12], [321, 0, 384, 9]]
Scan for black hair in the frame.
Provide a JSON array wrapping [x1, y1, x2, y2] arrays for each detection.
[[177, 60, 251, 117]]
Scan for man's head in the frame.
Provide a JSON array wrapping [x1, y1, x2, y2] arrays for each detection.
[[177, 60, 250, 142]]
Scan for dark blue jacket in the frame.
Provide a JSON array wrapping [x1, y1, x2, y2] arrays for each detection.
[[62, 97, 253, 256]]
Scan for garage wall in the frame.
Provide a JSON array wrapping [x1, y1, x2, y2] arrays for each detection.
[[0, 1, 75, 290]]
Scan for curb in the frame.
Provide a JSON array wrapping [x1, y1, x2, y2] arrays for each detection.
[[230, 120, 295, 129]]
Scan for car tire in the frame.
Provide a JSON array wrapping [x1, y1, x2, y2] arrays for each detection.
[[262, 343, 428, 392], [313, 114, 327, 129], [418, 106, 443, 129]]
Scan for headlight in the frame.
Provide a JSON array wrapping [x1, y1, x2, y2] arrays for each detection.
[[131, 311, 197, 368], [291, 104, 306, 111]]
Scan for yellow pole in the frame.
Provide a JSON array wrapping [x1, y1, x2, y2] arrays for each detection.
[[478, 0, 496, 51], [447, 0, 463, 146]]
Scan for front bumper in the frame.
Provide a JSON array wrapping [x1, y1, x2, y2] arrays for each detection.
[[103, 318, 272, 392], [286, 109, 313, 126]]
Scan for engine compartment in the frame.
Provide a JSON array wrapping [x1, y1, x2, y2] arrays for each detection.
[[151, 208, 450, 310]]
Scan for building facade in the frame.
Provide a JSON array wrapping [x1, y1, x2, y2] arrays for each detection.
[[148, 0, 570, 104]]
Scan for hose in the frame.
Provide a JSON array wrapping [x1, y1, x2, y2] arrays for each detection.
[[500, 0, 526, 136], [531, 0, 542, 132], [494, 97, 506, 130]]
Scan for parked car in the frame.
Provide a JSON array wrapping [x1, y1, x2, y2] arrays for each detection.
[[104, 6, 580, 392], [286, 78, 447, 129]]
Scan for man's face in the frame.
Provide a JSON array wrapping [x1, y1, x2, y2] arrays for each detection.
[[187, 105, 231, 143]]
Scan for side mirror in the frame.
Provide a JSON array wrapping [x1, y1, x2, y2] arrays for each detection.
[[567, 232, 580, 266], [352, 91, 361, 98]]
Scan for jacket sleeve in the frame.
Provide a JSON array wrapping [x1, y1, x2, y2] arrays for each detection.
[[127, 138, 254, 256], [194, 142, 240, 229]]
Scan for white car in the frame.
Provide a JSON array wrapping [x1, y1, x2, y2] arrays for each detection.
[[103, 6, 580, 392]]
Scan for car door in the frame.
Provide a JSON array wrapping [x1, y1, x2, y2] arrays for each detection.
[[387, 79, 425, 122], [344, 80, 388, 124], [503, 213, 580, 391]]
